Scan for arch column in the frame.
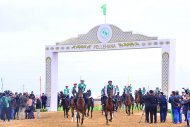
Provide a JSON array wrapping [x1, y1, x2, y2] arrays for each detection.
[[45, 51, 58, 111], [161, 42, 175, 98]]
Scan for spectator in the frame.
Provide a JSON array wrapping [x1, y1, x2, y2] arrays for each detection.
[[159, 92, 167, 122], [30, 91, 35, 100], [41, 93, 47, 109], [1, 93, 11, 122], [10, 93, 16, 120], [173, 91, 182, 124], [18, 93, 28, 120], [27, 96, 35, 119], [36, 97, 41, 119], [169, 91, 175, 122], [14, 92, 20, 119]]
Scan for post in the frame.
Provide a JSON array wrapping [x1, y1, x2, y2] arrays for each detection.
[[45, 51, 58, 111], [161, 41, 175, 98]]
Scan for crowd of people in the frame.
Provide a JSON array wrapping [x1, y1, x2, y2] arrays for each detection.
[[0, 90, 47, 122], [0, 80, 189, 127]]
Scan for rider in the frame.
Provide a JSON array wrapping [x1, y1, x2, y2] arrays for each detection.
[[138, 88, 143, 96], [155, 87, 160, 96], [78, 80, 87, 104], [115, 85, 120, 103], [101, 86, 106, 105], [86, 89, 94, 106], [71, 83, 78, 97], [86, 89, 92, 97], [71, 83, 78, 107], [63, 85, 70, 105], [115, 85, 120, 95], [128, 84, 132, 95], [105, 80, 115, 97], [142, 87, 146, 95], [105, 80, 115, 107], [123, 84, 132, 94]]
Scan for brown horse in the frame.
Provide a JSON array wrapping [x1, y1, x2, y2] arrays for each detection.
[[125, 94, 132, 115], [135, 91, 144, 110], [104, 90, 114, 125], [76, 91, 85, 127]]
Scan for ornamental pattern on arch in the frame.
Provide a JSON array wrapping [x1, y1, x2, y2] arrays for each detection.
[[162, 52, 169, 97], [46, 57, 51, 107]]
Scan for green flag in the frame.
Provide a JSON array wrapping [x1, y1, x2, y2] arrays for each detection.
[[101, 4, 106, 15]]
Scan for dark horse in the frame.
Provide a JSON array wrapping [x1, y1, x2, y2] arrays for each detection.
[[115, 95, 122, 112], [70, 97, 76, 122], [86, 94, 94, 118], [104, 90, 114, 125], [60, 92, 69, 118], [124, 94, 132, 115], [76, 91, 86, 126]]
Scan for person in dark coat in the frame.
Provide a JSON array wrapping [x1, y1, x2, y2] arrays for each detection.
[[41, 93, 47, 109], [36, 97, 41, 119], [169, 91, 175, 122], [142, 92, 151, 123], [159, 92, 168, 122], [149, 90, 158, 123], [173, 91, 182, 124]]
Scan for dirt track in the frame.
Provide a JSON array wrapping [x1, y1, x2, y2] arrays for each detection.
[[0, 110, 187, 127]]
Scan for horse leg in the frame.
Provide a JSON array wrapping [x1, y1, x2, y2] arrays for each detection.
[[102, 105, 104, 115], [136, 103, 139, 110], [91, 106, 93, 118], [105, 110, 108, 125], [71, 109, 74, 122], [132, 104, 134, 114], [126, 106, 128, 114], [128, 106, 131, 116], [77, 111, 79, 127], [66, 108, 69, 118], [109, 111, 112, 122], [87, 106, 90, 117], [81, 112, 84, 125], [63, 109, 65, 118]]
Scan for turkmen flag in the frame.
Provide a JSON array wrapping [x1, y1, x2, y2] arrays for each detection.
[[101, 4, 106, 15]]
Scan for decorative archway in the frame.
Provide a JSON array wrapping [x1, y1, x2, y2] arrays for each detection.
[[45, 24, 175, 111]]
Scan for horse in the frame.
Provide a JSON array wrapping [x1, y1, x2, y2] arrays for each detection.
[[70, 96, 76, 122], [60, 93, 70, 118], [124, 94, 132, 115], [101, 95, 107, 115], [104, 90, 114, 125], [76, 90, 86, 126], [114, 95, 122, 112], [86, 94, 94, 118], [135, 91, 144, 110]]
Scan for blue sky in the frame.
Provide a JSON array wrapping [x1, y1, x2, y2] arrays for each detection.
[[0, 0, 190, 97]]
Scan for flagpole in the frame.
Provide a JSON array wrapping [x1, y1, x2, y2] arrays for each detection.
[[1, 78, 3, 92], [23, 84, 24, 93], [105, 14, 106, 24]]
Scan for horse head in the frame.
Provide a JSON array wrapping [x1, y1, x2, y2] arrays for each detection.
[[78, 90, 83, 98], [109, 90, 113, 97], [126, 94, 131, 106]]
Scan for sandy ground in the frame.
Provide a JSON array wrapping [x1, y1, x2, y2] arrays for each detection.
[[0, 110, 187, 127]]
